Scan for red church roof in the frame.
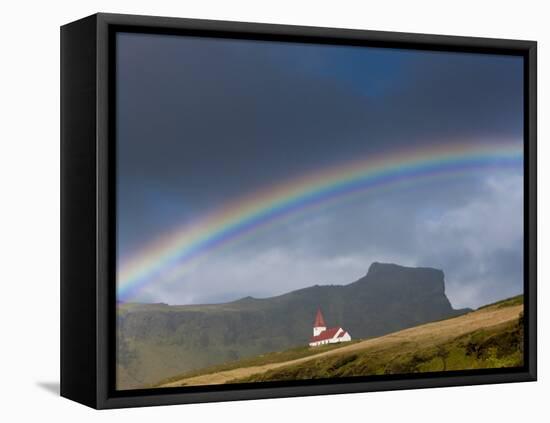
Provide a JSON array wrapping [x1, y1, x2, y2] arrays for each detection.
[[310, 327, 343, 342], [313, 308, 326, 327]]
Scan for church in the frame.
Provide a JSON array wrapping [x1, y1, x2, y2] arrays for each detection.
[[309, 308, 352, 347]]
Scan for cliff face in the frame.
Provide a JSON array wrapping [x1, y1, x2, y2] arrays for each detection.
[[117, 262, 470, 389], [342, 262, 466, 337]]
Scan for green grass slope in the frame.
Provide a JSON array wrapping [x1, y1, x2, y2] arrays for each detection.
[[230, 299, 524, 383], [154, 340, 361, 387], [476, 294, 524, 310]]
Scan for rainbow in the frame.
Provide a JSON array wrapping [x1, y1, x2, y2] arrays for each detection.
[[117, 140, 523, 302]]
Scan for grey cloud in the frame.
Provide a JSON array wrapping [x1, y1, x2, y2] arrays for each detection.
[[136, 169, 523, 309], [116, 33, 524, 309]]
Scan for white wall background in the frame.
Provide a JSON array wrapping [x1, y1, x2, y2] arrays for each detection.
[[0, 0, 546, 420]]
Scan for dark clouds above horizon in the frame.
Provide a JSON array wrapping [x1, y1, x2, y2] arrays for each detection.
[[116, 32, 524, 308]]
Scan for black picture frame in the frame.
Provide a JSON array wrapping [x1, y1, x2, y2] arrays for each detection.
[[60, 12, 537, 409]]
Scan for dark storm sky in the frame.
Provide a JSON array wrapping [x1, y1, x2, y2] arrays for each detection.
[[116, 32, 524, 308]]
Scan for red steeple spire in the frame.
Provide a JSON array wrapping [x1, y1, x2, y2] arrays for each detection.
[[314, 308, 326, 327]]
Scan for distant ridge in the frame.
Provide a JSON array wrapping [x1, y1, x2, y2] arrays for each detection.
[[117, 262, 470, 389]]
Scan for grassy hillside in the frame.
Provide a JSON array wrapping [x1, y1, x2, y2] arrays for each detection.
[[154, 340, 361, 387], [232, 298, 524, 383], [118, 262, 470, 389], [233, 315, 523, 383], [476, 294, 524, 310], [156, 295, 523, 387]]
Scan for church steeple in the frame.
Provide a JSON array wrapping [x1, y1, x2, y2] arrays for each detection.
[[313, 308, 327, 336]]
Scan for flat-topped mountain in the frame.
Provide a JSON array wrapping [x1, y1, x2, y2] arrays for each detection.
[[117, 262, 470, 389]]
